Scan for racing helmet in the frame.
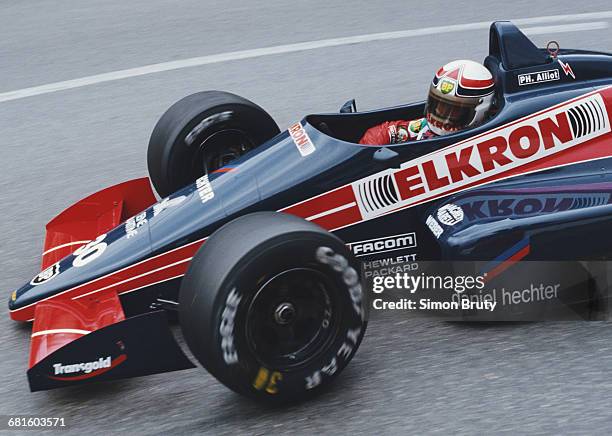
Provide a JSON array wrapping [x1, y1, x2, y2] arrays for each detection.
[[425, 60, 495, 136]]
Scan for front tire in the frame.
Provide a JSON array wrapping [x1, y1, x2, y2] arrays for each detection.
[[148, 91, 280, 197], [179, 212, 368, 402]]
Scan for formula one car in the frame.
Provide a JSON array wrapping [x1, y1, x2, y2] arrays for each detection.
[[8, 21, 612, 400]]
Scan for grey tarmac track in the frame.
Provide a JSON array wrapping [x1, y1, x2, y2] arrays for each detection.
[[1, 1, 612, 434]]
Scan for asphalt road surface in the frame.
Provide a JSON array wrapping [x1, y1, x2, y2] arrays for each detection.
[[1, 1, 612, 434]]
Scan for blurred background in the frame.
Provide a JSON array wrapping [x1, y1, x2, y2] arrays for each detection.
[[1, 1, 612, 434]]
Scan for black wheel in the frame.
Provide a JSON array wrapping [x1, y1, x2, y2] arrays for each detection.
[[148, 91, 280, 197], [179, 212, 368, 402]]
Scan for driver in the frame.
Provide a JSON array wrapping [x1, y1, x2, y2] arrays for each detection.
[[359, 60, 495, 145]]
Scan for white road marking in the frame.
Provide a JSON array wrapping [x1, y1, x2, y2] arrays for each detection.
[[0, 12, 610, 103], [522, 21, 608, 35]]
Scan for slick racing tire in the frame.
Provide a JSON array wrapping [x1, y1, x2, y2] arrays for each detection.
[[179, 212, 368, 402], [148, 91, 280, 197]]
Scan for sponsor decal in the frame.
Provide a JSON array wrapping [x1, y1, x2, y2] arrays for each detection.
[[459, 193, 610, 222], [436, 203, 464, 226], [426, 215, 444, 238], [126, 195, 187, 238], [409, 119, 425, 134], [30, 263, 60, 286], [348, 232, 416, 257], [289, 122, 316, 156], [397, 126, 409, 142], [196, 174, 214, 204], [125, 211, 147, 239], [316, 246, 364, 321], [306, 246, 364, 390], [362, 253, 418, 278], [48, 354, 127, 381], [518, 69, 560, 86], [352, 93, 610, 221], [387, 124, 397, 143], [53, 356, 111, 375], [388, 124, 411, 143], [558, 60, 576, 80], [440, 79, 455, 94], [220, 288, 241, 365], [304, 322, 360, 389]]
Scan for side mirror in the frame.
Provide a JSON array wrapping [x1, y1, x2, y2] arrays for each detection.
[[339, 99, 357, 113]]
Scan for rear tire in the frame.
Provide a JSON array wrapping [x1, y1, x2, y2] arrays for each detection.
[[148, 91, 280, 197], [179, 212, 368, 402]]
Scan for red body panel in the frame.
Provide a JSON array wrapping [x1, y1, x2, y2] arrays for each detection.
[[30, 291, 125, 367], [41, 178, 157, 269], [28, 178, 157, 366]]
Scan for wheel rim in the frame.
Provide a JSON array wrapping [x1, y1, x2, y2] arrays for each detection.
[[245, 268, 339, 370], [192, 128, 254, 178]]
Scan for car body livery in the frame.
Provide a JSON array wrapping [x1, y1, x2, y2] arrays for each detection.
[[8, 21, 612, 394]]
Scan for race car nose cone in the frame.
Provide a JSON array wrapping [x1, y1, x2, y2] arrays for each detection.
[[274, 302, 296, 325]]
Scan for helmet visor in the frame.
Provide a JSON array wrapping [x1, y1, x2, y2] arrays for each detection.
[[426, 93, 477, 132]]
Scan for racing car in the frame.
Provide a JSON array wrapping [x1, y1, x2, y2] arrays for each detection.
[[8, 21, 612, 401]]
